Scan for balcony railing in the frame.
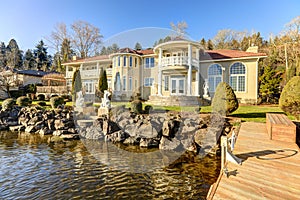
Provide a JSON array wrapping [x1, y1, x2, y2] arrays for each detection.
[[161, 56, 199, 67], [81, 69, 99, 78]]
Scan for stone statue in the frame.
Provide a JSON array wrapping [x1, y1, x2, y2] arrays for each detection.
[[75, 91, 84, 108], [101, 90, 111, 109], [151, 80, 158, 95], [203, 79, 209, 97]]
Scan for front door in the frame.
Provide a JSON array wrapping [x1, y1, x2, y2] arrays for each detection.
[[171, 76, 185, 95]]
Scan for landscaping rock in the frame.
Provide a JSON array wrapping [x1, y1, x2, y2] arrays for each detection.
[[159, 136, 181, 150], [105, 130, 129, 143], [9, 125, 25, 132], [25, 125, 36, 133], [139, 138, 159, 148]]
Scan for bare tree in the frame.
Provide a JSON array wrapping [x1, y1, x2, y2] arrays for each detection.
[[213, 29, 248, 49], [170, 21, 188, 39], [71, 20, 103, 58], [283, 15, 300, 42], [46, 23, 69, 52], [0, 69, 20, 97]]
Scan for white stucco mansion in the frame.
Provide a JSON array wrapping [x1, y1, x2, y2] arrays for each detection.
[[63, 39, 266, 106]]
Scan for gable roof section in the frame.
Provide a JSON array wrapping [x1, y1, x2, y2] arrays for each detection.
[[16, 70, 50, 77], [201, 49, 267, 61], [62, 55, 110, 65]]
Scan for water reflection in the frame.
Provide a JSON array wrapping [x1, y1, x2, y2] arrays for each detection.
[[0, 131, 220, 200]]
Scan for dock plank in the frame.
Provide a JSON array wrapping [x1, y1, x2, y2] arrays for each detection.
[[208, 122, 300, 200]]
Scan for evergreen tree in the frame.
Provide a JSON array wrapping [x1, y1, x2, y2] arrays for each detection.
[[72, 69, 82, 101], [200, 38, 206, 49], [279, 76, 300, 120], [211, 82, 239, 116], [6, 39, 23, 69], [61, 38, 73, 62], [98, 69, 108, 94], [259, 65, 282, 103], [207, 39, 214, 50], [0, 42, 7, 68], [134, 42, 142, 50], [100, 46, 107, 55], [23, 49, 36, 69], [34, 40, 50, 71]]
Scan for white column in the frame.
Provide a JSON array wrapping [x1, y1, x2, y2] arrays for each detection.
[[158, 48, 162, 96], [187, 44, 192, 96], [195, 48, 200, 96], [96, 62, 99, 74]]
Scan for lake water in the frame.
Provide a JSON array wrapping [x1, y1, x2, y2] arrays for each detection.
[[0, 131, 220, 200]]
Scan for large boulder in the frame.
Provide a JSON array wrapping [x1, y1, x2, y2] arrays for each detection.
[[159, 136, 181, 150]]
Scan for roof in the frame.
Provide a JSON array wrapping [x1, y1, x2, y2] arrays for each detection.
[[202, 49, 267, 60], [16, 70, 50, 77], [62, 55, 110, 65], [62, 48, 267, 65]]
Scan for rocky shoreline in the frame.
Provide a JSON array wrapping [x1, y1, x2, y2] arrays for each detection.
[[0, 105, 78, 141], [0, 105, 232, 153]]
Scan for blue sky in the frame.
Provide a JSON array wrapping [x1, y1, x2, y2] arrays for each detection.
[[0, 0, 299, 54]]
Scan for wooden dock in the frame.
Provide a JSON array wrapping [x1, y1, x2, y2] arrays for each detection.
[[207, 122, 300, 200]]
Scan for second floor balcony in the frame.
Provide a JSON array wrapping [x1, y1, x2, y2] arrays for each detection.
[[161, 56, 199, 67]]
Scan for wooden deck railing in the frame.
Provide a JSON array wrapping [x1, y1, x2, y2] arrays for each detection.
[[36, 86, 70, 94]]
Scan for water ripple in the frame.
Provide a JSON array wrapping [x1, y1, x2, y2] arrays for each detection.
[[0, 132, 220, 200]]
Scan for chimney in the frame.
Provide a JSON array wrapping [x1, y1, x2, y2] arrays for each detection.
[[72, 56, 77, 61], [246, 46, 258, 53]]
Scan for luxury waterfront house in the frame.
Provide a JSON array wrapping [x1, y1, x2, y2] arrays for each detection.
[[63, 39, 266, 105]]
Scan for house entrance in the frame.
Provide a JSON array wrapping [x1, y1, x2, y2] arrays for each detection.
[[171, 76, 185, 95]]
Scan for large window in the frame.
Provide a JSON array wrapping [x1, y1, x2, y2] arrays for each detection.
[[118, 56, 120, 67], [123, 76, 126, 90], [144, 77, 154, 86], [208, 64, 223, 92], [129, 56, 132, 67], [83, 81, 95, 94], [164, 75, 169, 91], [230, 62, 246, 92], [123, 56, 127, 67], [145, 57, 155, 68], [129, 77, 132, 90]]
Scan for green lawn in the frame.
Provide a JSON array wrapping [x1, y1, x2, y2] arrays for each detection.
[[230, 105, 288, 123]]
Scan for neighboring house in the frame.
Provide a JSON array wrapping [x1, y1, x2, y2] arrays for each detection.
[[62, 39, 266, 105], [0, 68, 51, 99], [16, 69, 50, 86]]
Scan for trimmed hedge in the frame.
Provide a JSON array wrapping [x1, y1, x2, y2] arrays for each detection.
[[211, 82, 239, 115], [16, 96, 31, 106], [37, 94, 45, 101], [37, 101, 47, 106], [2, 98, 15, 111], [131, 100, 143, 114], [279, 76, 300, 120], [50, 96, 65, 109]]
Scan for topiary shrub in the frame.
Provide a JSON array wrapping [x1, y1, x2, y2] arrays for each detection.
[[50, 96, 65, 109], [279, 76, 300, 120], [144, 105, 153, 114], [2, 98, 15, 111], [131, 100, 143, 114], [37, 101, 47, 106], [16, 96, 31, 106], [37, 94, 45, 101], [211, 82, 239, 116]]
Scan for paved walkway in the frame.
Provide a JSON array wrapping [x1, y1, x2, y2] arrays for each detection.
[[207, 122, 300, 200]]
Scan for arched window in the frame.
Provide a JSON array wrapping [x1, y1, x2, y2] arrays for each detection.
[[230, 62, 246, 92], [208, 64, 223, 92]]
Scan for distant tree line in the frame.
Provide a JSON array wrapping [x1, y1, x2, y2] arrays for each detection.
[[0, 39, 52, 71]]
